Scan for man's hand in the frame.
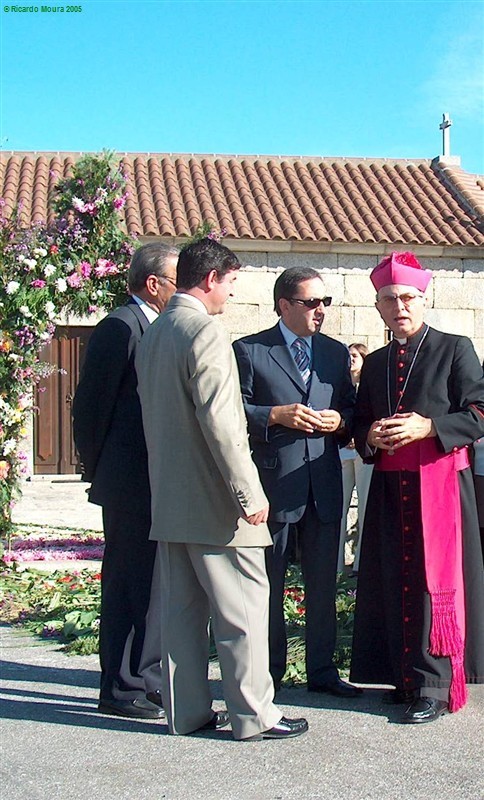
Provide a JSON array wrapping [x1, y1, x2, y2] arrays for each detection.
[[245, 505, 270, 525], [269, 404, 341, 434], [317, 409, 343, 433], [367, 412, 435, 451]]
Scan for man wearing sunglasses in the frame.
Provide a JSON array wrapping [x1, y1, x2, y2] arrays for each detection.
[[233, 266, 358, 697]]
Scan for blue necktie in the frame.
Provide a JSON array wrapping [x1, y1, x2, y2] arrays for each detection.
[[292, 338, 311, 386]]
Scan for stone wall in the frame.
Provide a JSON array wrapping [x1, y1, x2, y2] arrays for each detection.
[[59, 248, 484, 360], [222, 251, 484, 361]]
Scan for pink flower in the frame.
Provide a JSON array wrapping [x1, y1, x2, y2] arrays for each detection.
[[95, 258, 119, 277], [88, 305, 99, 314], [113, 194, 127, 210], [79, 260, 92, 278], [30, 279, 46, 288], [67, 272, 82, 288]]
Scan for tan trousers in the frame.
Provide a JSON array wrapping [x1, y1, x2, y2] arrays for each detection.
[[157, 541, 282, 740]]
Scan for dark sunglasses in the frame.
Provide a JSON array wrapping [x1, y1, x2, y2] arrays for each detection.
[[287, 296, 332, 309]]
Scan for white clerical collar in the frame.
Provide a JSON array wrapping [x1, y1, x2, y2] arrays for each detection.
[[132, 295, 158, 323], [278, 319, 313, 350], [176, 292, 209, 314], [395, 336, 407, 344]]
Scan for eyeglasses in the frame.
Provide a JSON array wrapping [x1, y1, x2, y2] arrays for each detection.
[[158, 275, 177, 288], [287, 297, 332, 309], [378, 293, 423, 308]]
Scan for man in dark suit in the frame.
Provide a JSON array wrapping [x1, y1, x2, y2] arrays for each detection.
[[233, 266, 360, 697], [72, 242, 178, 719]]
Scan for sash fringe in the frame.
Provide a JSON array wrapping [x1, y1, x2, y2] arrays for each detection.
[[449, 656, 468, 713], [429, 589, 467, 713], [429, 590, 464, 656]]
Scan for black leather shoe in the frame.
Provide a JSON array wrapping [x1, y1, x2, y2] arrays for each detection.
[[307, 677, 363, 698], [244, 716, 309, 741], [98, 697, 165, 720], [382, 688, 415, 705], [192, 711, 230, 732], [400, 697, 448, 724], [146, 690, 163, 708]]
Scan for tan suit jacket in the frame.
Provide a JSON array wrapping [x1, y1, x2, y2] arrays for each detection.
[[136, 294, 271, 547], [136, 294, 280, 738]]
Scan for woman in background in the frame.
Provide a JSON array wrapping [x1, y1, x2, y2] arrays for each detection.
[[337, 343, 374, 575]]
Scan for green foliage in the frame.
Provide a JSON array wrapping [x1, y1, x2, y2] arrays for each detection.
[[0, 151, 138, 534], [0, 564, 101, 653], [0, 557, 358, 678]]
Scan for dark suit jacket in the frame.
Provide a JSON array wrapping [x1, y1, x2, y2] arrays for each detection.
[[72, 299, 150, 509], [233, 325, 356, 524]]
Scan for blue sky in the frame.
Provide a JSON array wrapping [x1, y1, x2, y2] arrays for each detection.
[[1, 0, 483, 173]]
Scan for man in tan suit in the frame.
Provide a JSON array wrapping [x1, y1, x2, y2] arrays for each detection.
[[136, 238, 308, 741]]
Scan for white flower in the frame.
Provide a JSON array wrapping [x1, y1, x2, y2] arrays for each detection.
[[19, 305, 33, 318], [33, 247, 47, 257], [8, 353, 20, 361], [6, 281, 20, 294], [72, 197, 86, 212], [3, 439, 17, 456], [40, 331, 53, 341], [44, 264, 56, 277], [96, 290, 104, 297], [56, 278, 67, 292], [66, 259, 75, 273], [45, 301, 55, 317], [23, 258, 37, 270], [18, 254, 25, 263]]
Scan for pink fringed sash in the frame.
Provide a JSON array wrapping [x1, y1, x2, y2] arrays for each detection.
[[378, 440, 470, 711]]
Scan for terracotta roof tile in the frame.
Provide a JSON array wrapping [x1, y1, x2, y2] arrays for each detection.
[[1, 152, 483, 246]]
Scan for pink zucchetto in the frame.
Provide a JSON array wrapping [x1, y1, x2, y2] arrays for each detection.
[[370, 251, 432, 292]]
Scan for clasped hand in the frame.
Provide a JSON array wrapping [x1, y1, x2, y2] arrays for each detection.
[[269, 403, 341, 434], [367, 412, 434, 451]]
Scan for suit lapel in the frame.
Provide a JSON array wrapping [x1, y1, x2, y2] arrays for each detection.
[[127, 299, 151, 334], [268, 327, 308, 393]]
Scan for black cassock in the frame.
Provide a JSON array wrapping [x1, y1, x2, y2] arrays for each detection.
[[350, 325, 484, 695]]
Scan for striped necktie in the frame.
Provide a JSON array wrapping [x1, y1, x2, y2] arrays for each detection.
[[292, 338, 311, 386]]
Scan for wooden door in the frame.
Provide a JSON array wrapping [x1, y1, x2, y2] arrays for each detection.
[[34, 326, 93, 475]]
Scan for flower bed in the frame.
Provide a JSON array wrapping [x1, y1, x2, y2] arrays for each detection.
[[0, 533, 357, 675], [2, 524, 104, 563]]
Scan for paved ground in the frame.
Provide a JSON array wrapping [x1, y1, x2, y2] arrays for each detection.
[[12, 475, 103, 532], [2, 477, 484, 800]]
